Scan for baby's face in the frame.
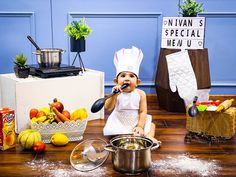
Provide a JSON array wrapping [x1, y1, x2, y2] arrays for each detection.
[[117, 71, 139, 92]]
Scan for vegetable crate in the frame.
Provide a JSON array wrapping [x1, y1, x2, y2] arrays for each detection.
[[186, 107, 236, 139]]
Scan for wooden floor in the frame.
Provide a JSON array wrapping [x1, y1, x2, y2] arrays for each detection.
[[1, 95, 236, 177]]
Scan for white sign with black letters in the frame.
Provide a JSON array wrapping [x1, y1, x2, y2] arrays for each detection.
[[161, 17, 205, 49]]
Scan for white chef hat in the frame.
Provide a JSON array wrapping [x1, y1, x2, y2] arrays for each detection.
[[114, 46, 143, 78]]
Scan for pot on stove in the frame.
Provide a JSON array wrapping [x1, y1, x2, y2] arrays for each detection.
[[27, 35, 65, 68], [70, 135, 159, 175], [33, 48, 65, 68]]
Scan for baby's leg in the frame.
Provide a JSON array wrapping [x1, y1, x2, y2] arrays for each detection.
[[146, 123, 161, 145], [146, 122, 155, 137]]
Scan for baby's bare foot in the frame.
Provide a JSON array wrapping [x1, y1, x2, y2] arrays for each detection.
[[146, 136, 161, 146]]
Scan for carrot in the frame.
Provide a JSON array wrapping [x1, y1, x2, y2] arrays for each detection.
[[54, 115, 62, 123], [51, 107, 70, 122]]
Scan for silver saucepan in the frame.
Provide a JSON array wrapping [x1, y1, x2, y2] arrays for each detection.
[[33, 48, 65, 68], [104, 135, 159, 175], [27, 35, 65, 68]]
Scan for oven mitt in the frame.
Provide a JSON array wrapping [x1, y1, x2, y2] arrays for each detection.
[[166, 50, 197, 105]]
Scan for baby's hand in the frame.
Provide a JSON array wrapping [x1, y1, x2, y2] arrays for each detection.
[[133, 127, 144, 136], [112, 85, 123, 93]]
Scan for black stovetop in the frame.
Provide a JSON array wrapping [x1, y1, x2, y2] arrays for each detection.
[[30, 64, 82, 78]]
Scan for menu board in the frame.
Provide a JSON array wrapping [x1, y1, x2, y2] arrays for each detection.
[[161, 17, 205, 49]]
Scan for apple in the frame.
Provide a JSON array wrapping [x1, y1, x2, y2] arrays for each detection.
[[62, 110, 70, 119], [51, 98, 64, 113], [36, 111, 46, 118], [33, 142, 46, 153], [30, 108, 39, 119]]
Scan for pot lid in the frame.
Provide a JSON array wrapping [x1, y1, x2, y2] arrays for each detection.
[[70, 138, 109, 172]]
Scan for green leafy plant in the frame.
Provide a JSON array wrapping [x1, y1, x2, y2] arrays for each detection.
[[64, 18, 92, 40], [14, 53, 28, 68], [179, 0, 204, 17]]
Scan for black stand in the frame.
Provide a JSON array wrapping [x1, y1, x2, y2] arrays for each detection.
[[72, 52, 86, 72]]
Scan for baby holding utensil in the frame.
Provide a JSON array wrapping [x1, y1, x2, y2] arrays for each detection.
[[103, 46, 161, 145]]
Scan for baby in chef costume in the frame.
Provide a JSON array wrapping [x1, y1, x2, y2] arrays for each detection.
[[103, 46, 160, 144]]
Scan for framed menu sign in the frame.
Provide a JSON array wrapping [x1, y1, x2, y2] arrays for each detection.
[[161, 17, 205, 49]]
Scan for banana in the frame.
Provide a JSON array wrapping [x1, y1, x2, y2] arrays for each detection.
[[43, 119, 50, 124], [47, 112, 56, 123], [36, 116, 47, 123], [31, 117, 37, 123]]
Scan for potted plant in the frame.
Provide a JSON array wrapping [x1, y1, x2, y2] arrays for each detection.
[[64, 18, 92, 52], [13, 53, 30, 78], [179, 0, 204, 17]]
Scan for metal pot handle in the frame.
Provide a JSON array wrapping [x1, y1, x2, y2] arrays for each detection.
[[151, 142, 161, 150], [104, 144, 116, 153], [32, 51, 41, 55]]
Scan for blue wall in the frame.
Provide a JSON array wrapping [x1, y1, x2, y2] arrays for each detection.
[[0, 0, 236, 94]]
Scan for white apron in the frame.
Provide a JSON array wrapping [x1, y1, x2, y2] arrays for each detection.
[[103, 89, 152, 136]]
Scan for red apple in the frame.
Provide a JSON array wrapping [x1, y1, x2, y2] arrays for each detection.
[[30, 108, 39, 119], [36, 111, 46, 118], [62, 110, 70, 119], [51, 98, 64, 113]]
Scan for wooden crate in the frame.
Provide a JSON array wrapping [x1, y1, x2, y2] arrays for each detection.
[[186, 107, 236, 139]]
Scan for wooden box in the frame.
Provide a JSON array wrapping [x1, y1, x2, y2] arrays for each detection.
[[186, 107, 236, 139]]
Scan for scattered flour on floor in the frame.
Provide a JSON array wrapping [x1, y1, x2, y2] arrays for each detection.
[[25, 154, 221, 177], [25, 159, 110, 177], [150, 154, 221, 177]]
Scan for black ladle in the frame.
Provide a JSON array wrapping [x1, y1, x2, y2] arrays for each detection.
[[27, 35, 41, 50], [188, 96, 199, 117], [91, 83, 129, 113]]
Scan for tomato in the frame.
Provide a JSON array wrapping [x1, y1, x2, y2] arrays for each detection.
[[33, 142, 46, 153], [36, 111, 46, 118], [29, 108, 38, 119]]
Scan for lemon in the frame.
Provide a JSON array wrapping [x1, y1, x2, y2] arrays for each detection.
[[39, 107, 50, 115], [79, 108, 88, 120], [51, 133, 69, 146], [71, 108, 88, 121]]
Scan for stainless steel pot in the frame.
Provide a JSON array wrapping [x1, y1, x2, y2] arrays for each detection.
[[33, 48, 65, 68], [104, 135, 159, 175]]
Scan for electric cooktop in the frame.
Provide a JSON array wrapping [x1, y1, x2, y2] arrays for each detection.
[[30, 64, 82, 78]]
